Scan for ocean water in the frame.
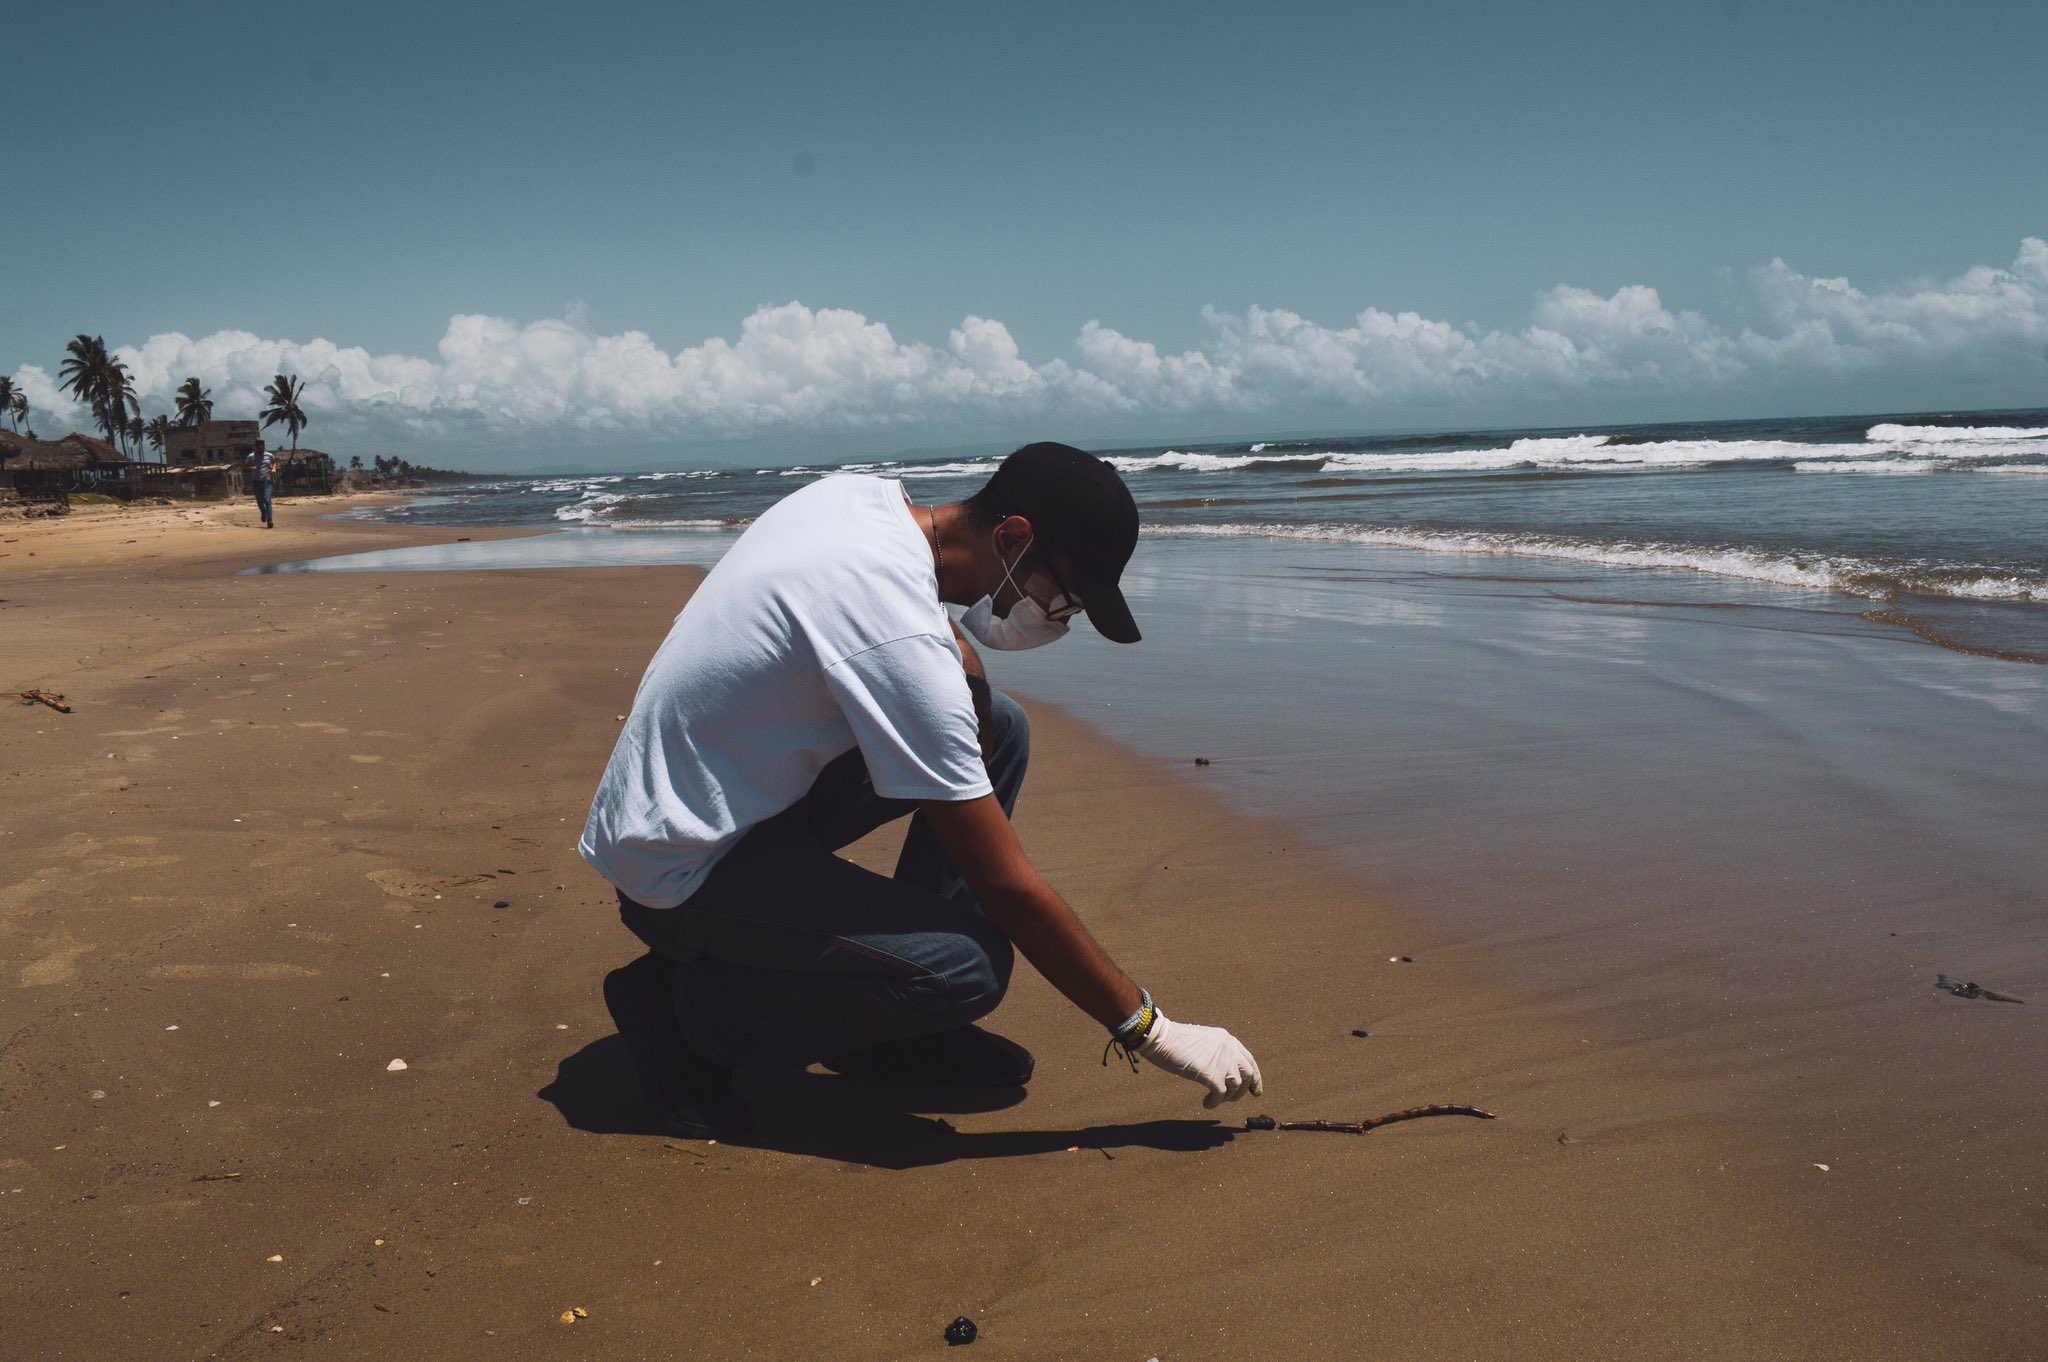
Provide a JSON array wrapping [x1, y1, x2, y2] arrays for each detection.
[[342, 407, 2048, 662]]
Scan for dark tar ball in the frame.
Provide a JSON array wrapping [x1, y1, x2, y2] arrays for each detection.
[[944, 1316, 977, 1345]]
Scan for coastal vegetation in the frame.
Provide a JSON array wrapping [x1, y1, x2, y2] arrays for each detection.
[[369, 454, 466, 480], [58, 335, 140, 456], [4, 339, 468, 488], [175, 377, 213, 427], [0, 375, 21, 432], [261, 373, 308, 455], [16, 339, 324, 468]]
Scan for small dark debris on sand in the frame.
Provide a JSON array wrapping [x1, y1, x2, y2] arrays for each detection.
[[1246, 1105, 1495, 1134], [1939, 974, 2024, 1004]]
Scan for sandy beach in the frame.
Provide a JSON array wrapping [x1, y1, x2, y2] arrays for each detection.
[[2, 499, 2038, 1359]]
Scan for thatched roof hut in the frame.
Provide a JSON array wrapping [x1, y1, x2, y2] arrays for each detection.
[[0, 431, 131, 470], [61, 433, 128, 463]]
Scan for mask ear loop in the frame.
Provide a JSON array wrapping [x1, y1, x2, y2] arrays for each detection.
[[993, 531, 1034, 606]]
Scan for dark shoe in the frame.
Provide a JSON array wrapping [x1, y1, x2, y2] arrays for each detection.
[[824, 1025, 1034, 1087], [602, 954, 752, 1140]]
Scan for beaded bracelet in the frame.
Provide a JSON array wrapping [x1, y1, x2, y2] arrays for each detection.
[[1111, 987, 1156, 1049]]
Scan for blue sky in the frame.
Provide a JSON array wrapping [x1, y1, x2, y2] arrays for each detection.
[[8, 0, 2045, 469]]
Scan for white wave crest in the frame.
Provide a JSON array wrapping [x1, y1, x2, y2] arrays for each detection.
[[530, 475, 625, 493], [1107, 449, 1322, 473], [1867, 423, 2048, 443], [815, 459, 1002, 479], [1112, 435, 1915, 477], [552, 490, 631, 523], [1504, 435, 1614, 458], [1330, 436, 1830, 473], [1793, 459, 1940, 475], [1147, 523, 2048, 603], [892, 460, 1005, 479]]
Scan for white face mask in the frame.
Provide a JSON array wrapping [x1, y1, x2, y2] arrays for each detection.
[[959, 537, 1075, 651], [962, 591, 1070, 650]]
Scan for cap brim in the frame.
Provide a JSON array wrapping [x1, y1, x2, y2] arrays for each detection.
[[1080, 578, 1141, 644]]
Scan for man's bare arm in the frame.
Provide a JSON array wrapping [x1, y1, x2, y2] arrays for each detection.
[[922, 794, 1266, 1106], [918, 794, 1141, 1028]]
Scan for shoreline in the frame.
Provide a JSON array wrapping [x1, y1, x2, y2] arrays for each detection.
[[215, 504, 2048, 666], [0, 491, 546, 582], [1, 501, 2035, 1357]]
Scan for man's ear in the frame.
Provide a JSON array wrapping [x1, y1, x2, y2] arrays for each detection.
[[993, 514, 1034, 559]]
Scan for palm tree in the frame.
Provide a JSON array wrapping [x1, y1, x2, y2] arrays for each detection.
[[60, 335, 111, 429], [102, 360, 139, 453], [146, 414, 173, 458], [10, 391, 25, 432], [0, 376, 14, 431], [175, 376, 213, 428], [261, 373, 308, 457], [58, 335, 138, 451], [126, 414, 146, 457]]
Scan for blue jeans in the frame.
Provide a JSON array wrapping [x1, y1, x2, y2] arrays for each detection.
[[254, 479, 274, 526], [619, 689, 1031, 1070]]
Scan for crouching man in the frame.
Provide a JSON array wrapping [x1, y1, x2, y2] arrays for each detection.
[[579, 442, 1261, 1138]]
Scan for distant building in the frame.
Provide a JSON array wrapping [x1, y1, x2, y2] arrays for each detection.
[[164, 419, 263, 467]]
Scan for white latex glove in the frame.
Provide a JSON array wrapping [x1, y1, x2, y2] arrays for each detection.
[[1136, 1012, 1263, 1109]]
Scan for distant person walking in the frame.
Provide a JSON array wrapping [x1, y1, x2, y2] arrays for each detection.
[[245, 446, 276, 528]]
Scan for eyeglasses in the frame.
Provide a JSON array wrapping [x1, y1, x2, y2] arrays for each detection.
[[1034, 549, 1085, 623]]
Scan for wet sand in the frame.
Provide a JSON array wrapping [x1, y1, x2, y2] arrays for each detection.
[[0, 499, 2032, 1358]]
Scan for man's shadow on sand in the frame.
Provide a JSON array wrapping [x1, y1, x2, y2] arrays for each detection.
[[538, 1035, 1237, 1170]]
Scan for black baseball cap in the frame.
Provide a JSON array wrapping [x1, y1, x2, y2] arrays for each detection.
[[984, 442, 1142, 644]]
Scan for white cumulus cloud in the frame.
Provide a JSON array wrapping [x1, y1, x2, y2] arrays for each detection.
[[10, 238, 2044, 462]]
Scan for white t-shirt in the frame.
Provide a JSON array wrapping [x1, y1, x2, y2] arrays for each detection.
[[579, 475, 992, 908]]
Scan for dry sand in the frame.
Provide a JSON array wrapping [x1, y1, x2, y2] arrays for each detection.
[[0, 497, 2026, 1358]]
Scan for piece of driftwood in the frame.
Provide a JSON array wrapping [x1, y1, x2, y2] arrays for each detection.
[[10, 689, 71, 713], [1245, 1104, 1495, 1134], [1940, 975, 2024, 1004]]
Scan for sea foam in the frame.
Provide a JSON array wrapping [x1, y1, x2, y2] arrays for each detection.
[[1867, 423, 2048, 443], [1148, 522, 2048, 604]]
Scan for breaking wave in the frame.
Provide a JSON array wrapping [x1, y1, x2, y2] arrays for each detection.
[[1110, 431, 2048, 477], [1866, 423, 2048, 443], [1149, 522, 2048, 604]]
